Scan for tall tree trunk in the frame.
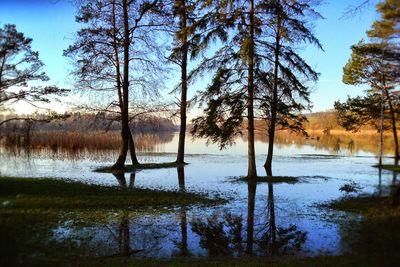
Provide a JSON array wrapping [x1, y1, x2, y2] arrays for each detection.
[[114, 0, 132, 169], [246, 180, 257, 255], [247, 0, 257, 179], [264, 5, 281, 176], [385, 89, 399, 164], [177, 0, 188, 164], [111, 0, 128, 169]]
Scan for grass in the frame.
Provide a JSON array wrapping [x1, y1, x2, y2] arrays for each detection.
[[0, 176, 226, 266], [375, 164, 400, 172], [94, 162, 187, 173], [320, 191, 400, 266], [82, 254, 400, 267], [230, 176, 299, 184], [322, 194, 399, 217], [0, 176, 221, 210]]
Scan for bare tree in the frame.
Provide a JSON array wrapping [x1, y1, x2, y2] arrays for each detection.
[[65, 0, 167, 169]]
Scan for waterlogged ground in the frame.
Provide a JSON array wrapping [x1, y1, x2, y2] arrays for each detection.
[[0, 132, 397, 260]]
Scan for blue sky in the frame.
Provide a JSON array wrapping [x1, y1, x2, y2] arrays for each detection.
[[0, 0, 379, 113]]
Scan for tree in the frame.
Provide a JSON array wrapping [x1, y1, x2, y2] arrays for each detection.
[[190, 0, 260, 179], [167, 0, 198, 165], [256, 0, 322, 175], [341, 0, 400, 163], [191, 0, 321, 177], [0, 24, 68, 115], [65, 0, 165, 169], [334, 94, 384, 132]]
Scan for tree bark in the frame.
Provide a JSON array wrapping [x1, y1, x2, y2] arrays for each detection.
[[385, 88, 399, 164], [247, 0, 257, 179], [128, 128, 139, 164], [265, 4, 282, 176], [111, 0, 130, 169], [176, 0, 188, 164], [114, 0, 134, 169]]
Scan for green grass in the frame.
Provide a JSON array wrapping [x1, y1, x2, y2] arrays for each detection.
[[375, 164, 400, 172], [230, 176, 299, 184], [320, 192, 400, 265], [95, 162, 187, 173], [0, 176, 222, 210], [0, 176, 226, 266], [323, 194, 400, 218]]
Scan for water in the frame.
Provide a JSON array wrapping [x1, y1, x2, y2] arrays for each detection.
[[0, 132, 397, 258]]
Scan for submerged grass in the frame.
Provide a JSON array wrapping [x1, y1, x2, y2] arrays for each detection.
[[322, 194, 399, 217], [0, 176, 226, 266], [320, 190, 400, 265], [0, 176, 221, 210], [376, 164, 400, 172], [94, 162, 187, 173], [229, 176, 299, 184]]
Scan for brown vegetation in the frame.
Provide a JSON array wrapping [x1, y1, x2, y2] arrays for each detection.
[[0, 131, 174, 153]]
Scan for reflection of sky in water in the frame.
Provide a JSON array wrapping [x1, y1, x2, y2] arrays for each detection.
[[0, 133, 397, 258]]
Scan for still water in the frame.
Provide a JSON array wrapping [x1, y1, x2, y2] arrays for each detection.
[[0, 132, 397, 258]]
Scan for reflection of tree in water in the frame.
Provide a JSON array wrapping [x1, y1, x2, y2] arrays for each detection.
[[257, 182, 307, 256], [111, 167, 191, 258], [174, 166, 190, 257], [112, 172, 136, 190], [191, 181, 307, 257]]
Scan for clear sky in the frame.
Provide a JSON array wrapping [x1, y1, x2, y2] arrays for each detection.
[[0, 0, 379, 114]]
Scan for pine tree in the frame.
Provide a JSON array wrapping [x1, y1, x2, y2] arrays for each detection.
[[0, 24, 67, 110], [256, 0, 322, 175], [191, 0, 321, 177], [341, 0, 400, 163]]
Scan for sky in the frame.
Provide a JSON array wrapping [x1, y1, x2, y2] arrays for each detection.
[[0, 0, 380, 115]]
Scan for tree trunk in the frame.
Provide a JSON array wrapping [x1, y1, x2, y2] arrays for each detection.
[[113, 0, 132, 169], [128, 128, 139, 164], [247, 0, 257, 179], [111, 0, 129, 169], [264, 5, 281, 176], [113, 128, 129, 169], [177, 0, 188, 164], [385, 89, 399, 164]]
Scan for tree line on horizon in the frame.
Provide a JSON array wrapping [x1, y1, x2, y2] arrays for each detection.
[[0, 0, 399, 177]]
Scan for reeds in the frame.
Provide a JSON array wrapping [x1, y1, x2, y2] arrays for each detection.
[[0, 130, 174, 153]]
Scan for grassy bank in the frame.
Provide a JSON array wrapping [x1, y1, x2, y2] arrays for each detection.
[[377, 164, 400, 172], [321, 191, 400, 266], [0, 176, 219, 209], [0, 176, 225, 267]]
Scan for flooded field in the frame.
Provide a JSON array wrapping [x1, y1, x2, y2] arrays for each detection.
[[0, 132, 397, 259]]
